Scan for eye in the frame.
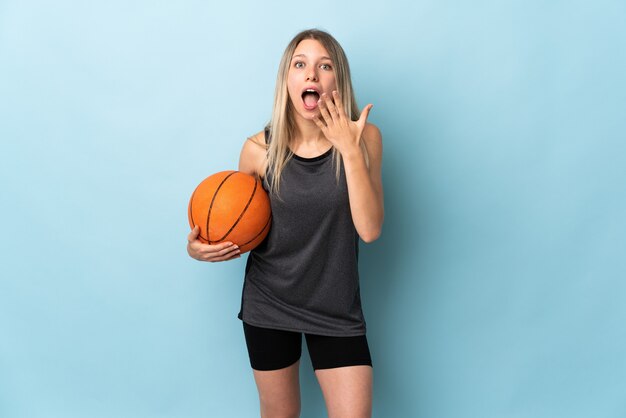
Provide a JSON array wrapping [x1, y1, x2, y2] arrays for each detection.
[[294, 61, 304, 69], [320, 63, 332, 70]]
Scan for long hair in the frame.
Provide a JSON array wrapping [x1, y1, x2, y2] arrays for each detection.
[[266, 29, 363, 195]]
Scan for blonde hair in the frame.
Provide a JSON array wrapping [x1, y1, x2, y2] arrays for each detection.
[[265, 29, 364, 195]]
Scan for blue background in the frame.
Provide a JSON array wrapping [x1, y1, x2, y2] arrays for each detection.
[[1, 1, 625, 417]]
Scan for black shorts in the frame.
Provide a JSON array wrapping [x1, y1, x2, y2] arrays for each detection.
[[242, 321, 372, 371]]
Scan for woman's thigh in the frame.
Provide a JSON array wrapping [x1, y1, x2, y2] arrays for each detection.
[[315, 365, 372, 418], [252, 360, 301, 418], [305, 333, 373, 418], [242, 322, 303, 416]]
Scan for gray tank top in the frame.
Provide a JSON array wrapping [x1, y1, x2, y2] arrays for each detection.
[[238, 130, 365, 336]]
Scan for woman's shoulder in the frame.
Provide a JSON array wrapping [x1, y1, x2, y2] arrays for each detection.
[[363, 122, 382, 142], [239, 129, 268, 178], [247, 129, 267, 146], [362, 122, 382, 157]]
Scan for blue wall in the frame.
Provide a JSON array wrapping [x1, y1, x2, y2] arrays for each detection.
[[1, 1, 625, 417]]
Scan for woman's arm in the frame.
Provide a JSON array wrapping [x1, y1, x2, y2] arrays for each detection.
[[342, 123, 384, 243], [314, 91, 384, 243], [186, 132, 267, 262], [238, 131, 267, 178]]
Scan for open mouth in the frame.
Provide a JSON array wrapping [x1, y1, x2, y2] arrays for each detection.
[[301, 88, 320, 110]]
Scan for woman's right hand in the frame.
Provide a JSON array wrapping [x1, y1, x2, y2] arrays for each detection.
[[186, 226, 241, 262]]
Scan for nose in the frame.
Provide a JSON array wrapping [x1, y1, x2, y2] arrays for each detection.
[[306, 69, 318, 82]]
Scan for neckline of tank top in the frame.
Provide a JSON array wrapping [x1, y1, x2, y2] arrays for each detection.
[[263, 127, 332, 163], [290, 147, 333, 163]]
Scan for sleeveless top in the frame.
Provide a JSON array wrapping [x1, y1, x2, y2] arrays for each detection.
[[237, 130, 366, 336]]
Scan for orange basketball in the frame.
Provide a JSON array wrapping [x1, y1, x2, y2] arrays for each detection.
[[188, 171, 271, 254]]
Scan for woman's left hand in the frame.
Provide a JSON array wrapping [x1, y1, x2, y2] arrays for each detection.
[[313, 90, 373, 156]]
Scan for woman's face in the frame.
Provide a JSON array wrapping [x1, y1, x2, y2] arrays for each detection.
[[287, 39, 337, 121]]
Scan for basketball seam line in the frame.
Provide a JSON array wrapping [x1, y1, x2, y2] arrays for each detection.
[[213, 175, 258, 243], [206, 171, 238, 243], [240, 214, 272, 247]]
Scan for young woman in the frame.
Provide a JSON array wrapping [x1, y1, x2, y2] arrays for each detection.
[[187, 29, 383, 418]]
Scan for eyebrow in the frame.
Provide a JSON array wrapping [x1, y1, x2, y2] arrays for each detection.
[[292, 54, 332, 61]]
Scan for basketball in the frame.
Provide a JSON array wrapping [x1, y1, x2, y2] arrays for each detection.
[[188, 171, 272, 254]]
